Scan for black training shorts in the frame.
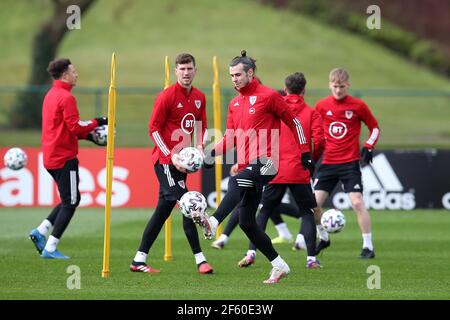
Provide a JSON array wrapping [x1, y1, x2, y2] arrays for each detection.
[[47, 158, 80, 207], [262, 183, 317, 211], [154, 161, 188, 201], [314, 160, 363, 194]]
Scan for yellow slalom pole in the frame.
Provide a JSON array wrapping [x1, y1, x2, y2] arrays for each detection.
[[102, 52, 117, 278], [164, 56, 173, 262], [213, 56, 223, 238]]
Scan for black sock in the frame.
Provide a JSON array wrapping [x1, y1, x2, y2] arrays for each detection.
[[238, 189, 278, 261], [299, 209, 317, 257], [51, 205, 76, 239], [183, 215, 202, 254], [213, 177, 241, 223], [46, 203, 62, 225], [223, 208, 240, 236], [138, 197, 176, 253]]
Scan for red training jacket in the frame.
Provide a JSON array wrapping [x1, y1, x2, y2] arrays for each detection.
[[271, 94, 325, 184], [41, 80, 98, 169], [149, 82, 207, 165], [315, 95, 380, 164], [214, 78, 307, 171]]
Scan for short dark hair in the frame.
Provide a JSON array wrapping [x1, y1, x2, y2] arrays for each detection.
[[47, 58, 71, 79], [230, 50, 257, 73], [175, 53, 196, 67], [285, 72, 307, 94]]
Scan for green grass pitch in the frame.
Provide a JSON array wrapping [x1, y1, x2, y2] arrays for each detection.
[[0, 208, 449, 300]]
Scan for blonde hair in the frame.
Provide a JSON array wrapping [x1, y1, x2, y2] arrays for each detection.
[[329, 68, 349, 83]]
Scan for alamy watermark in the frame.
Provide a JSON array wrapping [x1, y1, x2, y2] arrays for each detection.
[[366, 5, 381, 30], [66, 265, 81, 289], [67, 5, 81, 30], [366, 265, 381, 289]]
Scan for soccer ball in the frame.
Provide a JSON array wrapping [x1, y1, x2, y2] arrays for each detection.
[[178, 191, 207, 219], [3, 147, 28, 170], [90, 125, 108, 146], [321, 209, 346, 233], [178, 147, 204, 173]]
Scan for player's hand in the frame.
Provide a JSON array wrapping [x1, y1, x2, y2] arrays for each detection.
[[86, 132, 106, 146], [196, 145, 204, 155], [171, 153, 187, 173], [95, 117, 108, 126], [229, 163, 239, 176], [361, 147, 373, 165], [203, 149, 215, 169], [301, 152, 315, 176]]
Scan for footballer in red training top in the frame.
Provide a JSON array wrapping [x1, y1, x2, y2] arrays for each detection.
[[30, 58, 107, 260], [129, 53, 213, 275], [314, 68, 380, 260]]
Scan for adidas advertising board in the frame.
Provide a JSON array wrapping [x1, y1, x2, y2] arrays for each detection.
[[201, 150, 450, 210], [327, 150, 450, 210], [2, 149, 449, 209], [0, 148, 201, 208], [332, 153, 416, 210]]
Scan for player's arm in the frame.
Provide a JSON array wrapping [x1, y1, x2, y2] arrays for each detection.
[[203, 106, 235, 169], [311, 110, 325, 162], [149, 92, 171, 157], [62, 95, 99, 139], [269, 93, 314, 174], [149, 92, 186, 172], [360, 102, 380, 164], [269, 92, 307, 147]]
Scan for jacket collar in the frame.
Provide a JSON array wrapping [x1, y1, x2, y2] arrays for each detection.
[[332, 95, 350, 103], [284, 94, 304, 104], [175, 81, 193, 97], [236, 77, 259, 96], [53, 80, 73, 91]]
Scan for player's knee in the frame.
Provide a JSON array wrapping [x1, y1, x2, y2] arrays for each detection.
[[351, 196, 366, 213], [238, 219, 253, 233], [61, 203, 78, 210], [61, 195, 80, 209]]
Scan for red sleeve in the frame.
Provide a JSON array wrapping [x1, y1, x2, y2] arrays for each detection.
[[214, 105, 235, 156], [360, 102, 380, 149], [311, 110, 325, 162], [62, 95, 98, 138], [149, 92, 171, 156], [269, 92, 307, 148]]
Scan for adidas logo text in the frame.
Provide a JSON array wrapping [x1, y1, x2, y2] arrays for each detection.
[[332, 154, 415, 210]]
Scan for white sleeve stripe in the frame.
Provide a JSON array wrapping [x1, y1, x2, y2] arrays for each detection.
[[78, 120, 93, 127], [153, 131, 170, 156], [293, 118, 307, 144], [293, 118, 306, 144], [152, 131, 170, 156], [366, 128, 380, 146]]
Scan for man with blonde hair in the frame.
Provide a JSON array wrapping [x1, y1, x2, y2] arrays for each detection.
[[314, 68, 380, 259]]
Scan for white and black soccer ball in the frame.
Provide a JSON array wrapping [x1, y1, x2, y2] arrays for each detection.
[[3, 147, 28, 170], [321, 209, 346, 233], [178, 147, 204, 173], [178, 191, 207, 219], [90, 125, 108, 146]]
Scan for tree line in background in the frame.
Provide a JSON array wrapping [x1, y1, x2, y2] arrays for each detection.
[[263, 0, 450, 78], [8, 0, 450, 129], [10, 0, 97, 129]]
